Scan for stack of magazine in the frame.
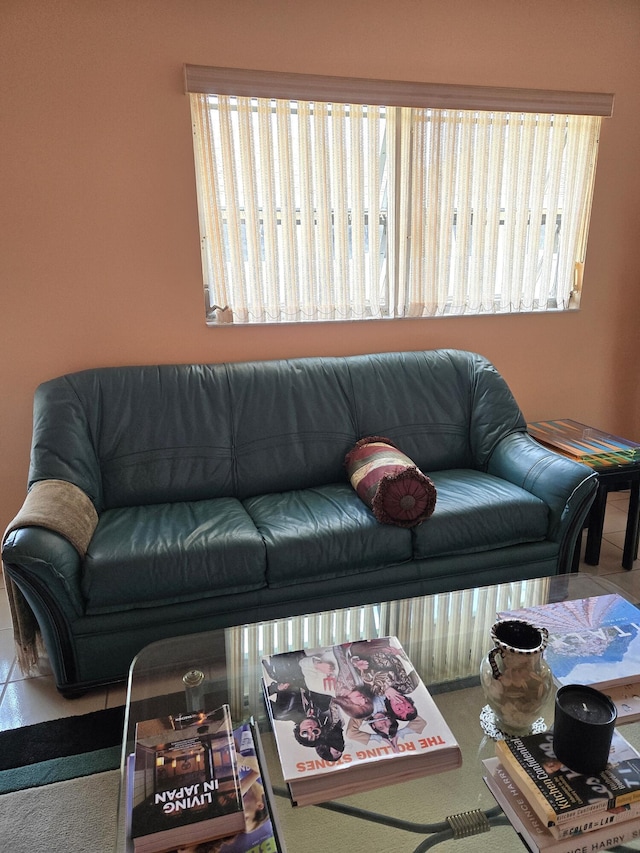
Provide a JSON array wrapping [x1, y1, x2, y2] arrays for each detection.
[[127, 704, 284, 853], [484, 729, 640, 853], [261, 635, 462, 806]]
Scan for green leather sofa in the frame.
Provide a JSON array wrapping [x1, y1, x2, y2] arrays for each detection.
[[2, 350, 598, 696]]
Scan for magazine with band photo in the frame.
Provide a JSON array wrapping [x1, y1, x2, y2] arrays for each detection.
[[261, 635, 462, 806]]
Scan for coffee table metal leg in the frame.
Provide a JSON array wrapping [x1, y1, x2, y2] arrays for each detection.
[[275, 788, 510, 849]]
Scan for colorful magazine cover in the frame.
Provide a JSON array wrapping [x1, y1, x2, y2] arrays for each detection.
[[498, 594, 640, 690], [261, 635, 461, 805]]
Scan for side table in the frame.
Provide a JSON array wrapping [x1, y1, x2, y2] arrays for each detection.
[[528, 419, 640, 571]]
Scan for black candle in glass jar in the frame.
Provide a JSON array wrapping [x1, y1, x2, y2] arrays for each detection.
[[553, 684, 617, 775]]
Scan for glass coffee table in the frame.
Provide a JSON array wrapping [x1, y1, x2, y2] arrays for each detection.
[[115, 573, 640, 852]]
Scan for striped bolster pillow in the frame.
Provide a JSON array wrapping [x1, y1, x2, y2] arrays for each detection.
[[344, 436, 437, 527]]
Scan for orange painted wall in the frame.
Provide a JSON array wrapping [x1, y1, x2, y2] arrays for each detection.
[[1, 0, 639, 531]]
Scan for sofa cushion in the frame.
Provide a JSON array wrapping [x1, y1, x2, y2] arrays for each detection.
[[412, 469, 549, 558], [82, 498, 266, 613], [243, 484, 413, 588], [344, 436, 437, 527]]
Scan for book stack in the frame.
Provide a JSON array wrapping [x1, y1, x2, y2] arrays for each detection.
[[498, 593, 640, 722], [128, 704, 284, 853], [261, 635, 462, 807], [484, 729, 640, 853]]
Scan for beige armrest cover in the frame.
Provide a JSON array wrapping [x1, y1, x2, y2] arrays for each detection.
[[5, 478, 98, 555]]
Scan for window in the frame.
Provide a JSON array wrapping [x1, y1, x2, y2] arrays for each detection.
[[185, 66, 613, 326]]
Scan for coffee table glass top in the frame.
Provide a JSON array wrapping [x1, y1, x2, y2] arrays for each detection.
[[115, 573, 640, 852]]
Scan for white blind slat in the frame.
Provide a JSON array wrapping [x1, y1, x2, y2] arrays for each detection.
[[237, 98, 261, 311]]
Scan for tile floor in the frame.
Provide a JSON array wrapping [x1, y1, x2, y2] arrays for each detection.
[[0, 490, 638, 731]]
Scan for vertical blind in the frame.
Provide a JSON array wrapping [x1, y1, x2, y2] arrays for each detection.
[[186, 68, 612, 325], [223, 578, 551, 720], [398, 110, 601, 316]]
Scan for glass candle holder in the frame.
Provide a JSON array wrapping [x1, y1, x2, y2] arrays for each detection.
[[183, 668, 206, 713]]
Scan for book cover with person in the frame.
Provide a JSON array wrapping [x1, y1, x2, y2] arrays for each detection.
[[495, 729, 640, 833], [497, 594, 640, 694], [131, 704, 246, 853], [261, 635, 461, 806], [484, 757, 640, 852]]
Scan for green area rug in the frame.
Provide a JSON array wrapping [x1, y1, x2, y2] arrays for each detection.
[[0, 706, 124, 794]]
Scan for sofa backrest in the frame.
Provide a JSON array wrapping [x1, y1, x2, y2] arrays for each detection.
[[29, 349, 526, 511], [345, 350, 525, 471]]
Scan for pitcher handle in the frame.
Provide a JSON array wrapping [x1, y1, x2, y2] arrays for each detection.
[[488, 647, 502, 679]]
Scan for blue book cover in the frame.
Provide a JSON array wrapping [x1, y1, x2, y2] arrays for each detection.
[[498, 594, 640, 690], [213, 722, 281, 853]]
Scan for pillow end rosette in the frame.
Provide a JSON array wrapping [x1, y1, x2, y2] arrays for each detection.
[[345, 436, 437, 527]]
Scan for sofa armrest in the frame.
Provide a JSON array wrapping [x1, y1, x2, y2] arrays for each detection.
[[487, 431, 598, 541], [3, 526, 84, 687], [2, 477, 97, 622], [2, 477, 96, 615], [3, 527, 85, 615]]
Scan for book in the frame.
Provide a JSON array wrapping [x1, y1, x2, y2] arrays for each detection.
[[604, 683, 640, 724], [497, 593, 640, 719], [261, 635, 462, 807], [495, 729, 640, 834], [484, 757, 640, 852], [130, 704, 247, 853], [528, 419, 640, 469], [487, 752, 640, 841], [164, 721, 285, 853]]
